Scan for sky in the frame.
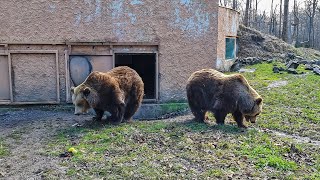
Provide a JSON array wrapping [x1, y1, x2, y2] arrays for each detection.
[[255, 0, 305, 13]]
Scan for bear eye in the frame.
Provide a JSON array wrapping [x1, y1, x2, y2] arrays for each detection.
[[255, 113, 260, 116]]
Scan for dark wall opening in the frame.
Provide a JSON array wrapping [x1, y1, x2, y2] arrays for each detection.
[[115, 53, 156, 99]]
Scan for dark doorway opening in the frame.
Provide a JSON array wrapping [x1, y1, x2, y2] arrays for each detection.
[[115, 53, 157, 100]]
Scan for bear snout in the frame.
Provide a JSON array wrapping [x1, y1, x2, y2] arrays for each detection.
[[250, 117, 256, 123]]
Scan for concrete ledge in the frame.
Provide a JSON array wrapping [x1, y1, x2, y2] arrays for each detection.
[[133, 103, 189, 120]]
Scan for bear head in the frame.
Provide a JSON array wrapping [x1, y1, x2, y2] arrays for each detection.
[[243, 97, 263, 123], [70, 84, 98, 115]]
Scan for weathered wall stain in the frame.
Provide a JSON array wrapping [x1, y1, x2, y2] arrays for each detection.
[[74, 0, 102, 26], [130, 0, 143, 5], [171, 0, 211, 38], [48, 4, 56, 13]]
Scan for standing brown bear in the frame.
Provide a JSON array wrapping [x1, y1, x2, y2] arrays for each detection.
[[186, 69, 262, 128], [71, 66, 144, 124]]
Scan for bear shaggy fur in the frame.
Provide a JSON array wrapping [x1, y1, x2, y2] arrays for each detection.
[[71, 66, 144, 124], [186, 69, 262, 128]]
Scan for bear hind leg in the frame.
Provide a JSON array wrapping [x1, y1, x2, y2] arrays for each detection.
[[189, 103, 206, 122], [107, 104, 125, 125], [214, 111, 227, 125], [93, 108, 104, 121], [123, 102, 140, 123], [232, 110, 247, 128]]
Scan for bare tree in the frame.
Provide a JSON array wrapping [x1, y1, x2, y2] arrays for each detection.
[[279, 0, 283, 37], [292, 0, 300, 46], [233, 0, 237, 9], [282, 0, 289, 42], [305, 0, 318, 47], [269, 0, 274, 33], [244, 0, 250, 26]]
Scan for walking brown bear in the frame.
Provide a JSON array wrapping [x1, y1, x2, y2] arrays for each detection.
[[186, 69, 263, 128], [71, 66, 144, 124]]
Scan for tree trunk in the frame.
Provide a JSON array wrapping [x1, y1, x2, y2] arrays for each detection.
[[233, 0, 237, 10], [255, 0, 258, 28], [310, 0, 318, 47], [292, 0, 299, 46], [269, 0, 274, 33], [279, 0, 283, 37], [244, 0, 250, 26], [282, 0, 289, 42]]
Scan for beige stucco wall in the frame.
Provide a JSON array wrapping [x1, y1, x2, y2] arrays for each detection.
[[0, 0, 219, 103], [216, 6, 240, 71]]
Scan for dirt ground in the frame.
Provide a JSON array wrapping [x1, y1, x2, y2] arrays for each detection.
[[0, 108, 91, 179], [0, 108, 319, 179]]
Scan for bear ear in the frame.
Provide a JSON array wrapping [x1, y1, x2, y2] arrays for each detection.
[[83, 87, 90, 97], [70, 87, 75, 94], [256, 97, 263, 105]]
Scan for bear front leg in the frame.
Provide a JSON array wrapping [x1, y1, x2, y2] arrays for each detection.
[[214, 110, 227, 125], [108, 104, 125, 125], [232, 110, 247, 128], [188, 102, 206, 122], [93, 108, 104, 121]]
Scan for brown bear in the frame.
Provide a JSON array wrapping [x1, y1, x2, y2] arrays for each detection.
[[71, 66, 144, 124], [186, 69, 262, 128]]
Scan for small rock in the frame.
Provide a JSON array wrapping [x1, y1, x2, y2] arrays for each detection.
[[315, 60, 320, 65], [287, 68, 298, 74], [266, 59, 273, 63], [295, 56, 304, 60], [239, 68, 256, 73], [286, 53, 296, 60], [313, 66, 320, 75], [230, 62, 241, 72], [298, 59, 311, 64], [59, 152, 72, 158], [286, 60, 299, 69], [273, 67, 280, 73], [305, 64, 314, 70]]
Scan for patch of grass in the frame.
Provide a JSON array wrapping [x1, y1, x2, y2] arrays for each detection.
[[47, 119, 319, 179], [159, 103, 189, 114], [241, 63, 320, 140], [0, 138, 9, 157], [257, 155, 297, 170], [239, 130, 297, 171]]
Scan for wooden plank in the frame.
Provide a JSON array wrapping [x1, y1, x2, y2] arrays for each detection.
[[8, 53, 13, 103], [55, 51, 60, 103], [4, 42, 65, 45], [0, 100, 12, 105], [66, 42, 159, 46], [9, 50, 58, 54], [69, 52, 112, 56], [65, 50, 71, 102], [142, 99, 157, 103]]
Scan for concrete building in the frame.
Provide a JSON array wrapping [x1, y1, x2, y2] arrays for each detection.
[[0, 0, 239, 105]]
